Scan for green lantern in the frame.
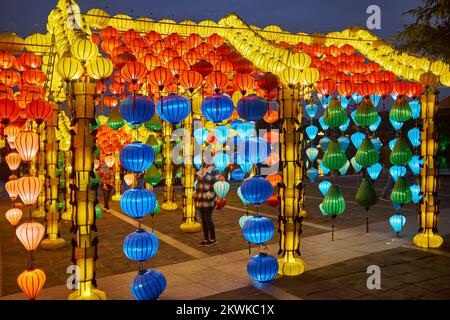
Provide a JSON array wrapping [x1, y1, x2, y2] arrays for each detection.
[[355, 99, 378, 127], [390, 138, 413, 166], [355, 178, 378, 210], [95, 204, 103, 219], [147, 135, 161, 153], [151, 200, 160, 216], [154, 153, 163, 166], [322, 185, 346, 217], [107, 108, 125, 130], [89, 116, 101, 130], [90, 168, 101, 186], [355, 137, 379, 167], [390, 177, 412, 204], [389, 97, 412, 122], [324, 98, 347, 128], [322, 140, 347, 171], [145, 113, 162, 131], [144, 164, 162, 186]]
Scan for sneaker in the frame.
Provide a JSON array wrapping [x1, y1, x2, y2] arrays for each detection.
[[204, 240, 217, 246], [198, 240, 209, 246]]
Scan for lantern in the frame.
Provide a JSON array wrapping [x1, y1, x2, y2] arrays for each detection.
[[236, 122, 255, 140], [408, 155, 423, 175], [17, 268, 46, 300], [337, 136, 350, 152], [6, 207, 22, 227], [306, 147, 319, 162], [71, 38, 98, 62], [390, 177, 412, 204], [16, 221, 45, 251], [120, 95, 155, 125], [15, 131, 39, 162], [124, 173, 135, 187], [350, 132, 365, 149], [355, 137, 379, 167], [367, 163, 382, 180], [354, 99, 378, 127], [131, 269, 166, 300], [104, 155, 115, 168], [5, 179, 18, 201], [390, 138, 413, 166], [120, 187, 157, 219], [355, 178, 378, 210], [121, 61, 147, 84], [240, 176, 273, 205], [407, 128, 421, 148], [201, 94, 234, 123], [123, 230, 159, 262], [231, 168, 245, 181], [306, 167, 318, 182], [0, 98, 20, 125], [86, 56, 114, 80], [213, 153, 230, 172], [4, 124, 21, 145], [56, 57, 84, 81], [25, 99, 53, 125], [213, 126, 230, 144], [16, 175, 42, 205], [322, 140, 347, 171], [240, 137, 271, 165], [389, 214, 406, 235], [120, 142, 155, 173], [239, 215, 253, 229], [237, 95, 268, 122], [213, 181, 230, 201], [156, 94, 190, 124], [242, 215, 275, 244], [319, 180, 332, 196], [322, 185, 346, 217], [247, 253, 278, 282], [305, 125, 318, 140], [390, 97, 412, 122], [323, 98, 347, 128], [5, 152, 21, 171], [265, 194, 279, 207]]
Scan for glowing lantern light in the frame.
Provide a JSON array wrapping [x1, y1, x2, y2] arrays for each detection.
[[371, 138, 382, 151], [236, 122, 255, 140], [322, 140, 347, 171], [322, 185, 346, 217], [240, 176, 273, 205], [214, 181, 230, 200], [410, 184, 423, 204], [5, 152, 21, 171], [305, 103, 318, 118], [247, 253, 278, 282], [339, 160, 350, 175], [104, 155, 115, 168], [306, 147, 319, 162], [123, 230, 159, 262], [351, 132, 365, 149], [389, 138, 398, 151], [121, 187, 157, 219], [120, 95, 155, 125], [306, 167, 318, 182], [369, 116, 382, 132], [4, 124, 21, 146], [213, 153, 230, 172], [0, 98, 20, 125], [390, 177, 412, 204], [408, 155, 423, 175], [337, 136, 350, 152], [17, 268, 46, 300], [214, 126, 230, 144], [407, 128, 421, 148], [201, 94, 234, 123], [305, 125, 318, 140], [231, 168, 245, 181], [16, 221, 45, 251], [367, 163, 382, 180], [339, 118, 350, 132], [131, 269, 166, 300], [6, 207, 22, 227], [156, 94, 190, 124], [319, 180, 332, 196], [5, 179, 18, 201], [389, 118, 404, 131], [16, 175, 42, 205], [319, 116, 329, 130], [25, 100, 53, 125], [237, 95, 268, 122], [410, 101, 421, 119], [239, 215, 253, 229], [319, 137, 330, 151], [355, 137, 379, 167], [390, 166, 407, 181], [389, 214, 406, 235], [124, 173, 135, 187], [350, 157, 362, 173], [15, 131, 39, 162], [319, 161, 330, 175], [237, 186, 250, 206], [390, 138, 413, 166], [355, 178, 378, 210], [241, 137, 271, 165], [120, 142, 155, 173], [242, 216, 274, 244], [323, 98, 347, 128]]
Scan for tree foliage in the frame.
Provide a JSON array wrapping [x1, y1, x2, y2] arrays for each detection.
[[395, 0, 450, 64]]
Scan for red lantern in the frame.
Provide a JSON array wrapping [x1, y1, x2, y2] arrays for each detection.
[[185, 34, 202, 48], [121, 61, 147, 84], [407, 82, 423, 99], [165, 33, 181, 47], [337, 80, 355, 99], [357, 82, 376, 98], [214, 60, 233, 74], [143, 31, 162, 46], [21, 53, 42, 69], [232, 74, 254, 95], [174, 41, 190, 56], [100, 26, 119, 40], [0, 69, 21, 87], [101, 38, 122, 55], [192, 60, 214, 78], [257, 72, 278, 92], [233, 59, 253, 74], [148, 67, 173, 91], [393, 81, 410, 97], [121, 29, 140, 45], [159, 48, 179, 65], [376, 81, 393, 98], [179, 71, 203, 93], [216, 198, 227, 210], [0, 98, 20, 125], [25, 99, 53, 125], [266, 173, 282, 187], [206, 33, 224, 49], [265, 194, 279, 207], [183, 50, 200, 67], [22, 69, 46, 86], [0, 51, 16, 69], [316, 79, 336, 97]]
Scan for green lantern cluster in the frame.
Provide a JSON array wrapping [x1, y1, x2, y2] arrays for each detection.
[[144, 164, 162, 186], [355, 178, 378, 210], [355, 137, 379, 167], [145, 113, 162, 131], [107, 108, 125, 130], [322, 185, 346, 217], [324, 98, 347, 128], [322, 140, 347, 171], [355, 99, 379, 127], [390, 177, 412, 204], [390, 138, 413, 166], [389, 97, 412, 122]]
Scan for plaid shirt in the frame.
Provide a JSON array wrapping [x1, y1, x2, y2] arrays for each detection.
[[194, 165, 219, 208]]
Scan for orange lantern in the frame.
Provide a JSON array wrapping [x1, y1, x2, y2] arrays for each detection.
[[206, 71, 228, 93], [376, 81, 393, 98], [174, 41, 190, 56], [104, 155, 116, 168], [195, 43, 214, 58], [165, 33, 181, 47], [337, 80, 355, 99], [264, 152, 280, 166], [16, 221, 45, 251], [179, 70, 203, 93], [183, 50, 200, 67], [0, 69, 21, 87], [214, 60, 233, 74], [6, 207, 22, 227], [15, 131, 39, 162], [103, 96, 119, 108], [143, 31, 162, 46], [263, 109, 279, 124], [5, 152, 22, 171], [393, 81, 410, 97], [266, 173, 282, 188], [4, 124, 21, 143], [167, 57, 188, 77], [139, 53, 161, 72], [149, 40, 166, 55], [316, 79, 337, 97], [25, 99, 53, 125], [121, 61, 147, 84], [0, 51, 15, 69], [100, 26, 119, 40], [232, 74, 254, 95], [186, 34, 202, 48], [159, 48, 179, 65], [264, 130, 279, 144], [21, 53, 42, 69], [15, 92, 44, 109], [17, 268, 46, 300], [206, 33, 224, 49], [357, 82, 376, 98], [148, 67, 172, 91], [101, 38, 122, 55], [5, 179, 19, 201], [121, 29, 140, 45], [0, 98, 20, 125], [17, 175, 43, 205], [407, 82, 423, 99], [22, 69, 46, 86]]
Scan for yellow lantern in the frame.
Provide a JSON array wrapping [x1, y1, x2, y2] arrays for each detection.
[[110, 13, 133, 31], [5, 179, 19, 201], [279, 67, 302, 86], [440, 71, 450, 87], [198, 20, 216, 38], [299, 68, 320, 86], [156, 19, 176, 35], [25, 33, 51, 55], [15, 131, 39, 162], [104, 155, 115, 168], [4, 124, 21, 145], [57, 57, 84, 81], [0, 32, 25, 52], [6, 207, 22, 227], [124, 173, 135, 187], [16, 175, 43, 206], [85, 8, 110, 30], [17, 268, 46, 300], [288, 52, 311, 70], [419, 71, 439, 88], [16, 221, 45, 251], [71, 37, 98, 63], [5, 152, 22, 171], [86, 56, 113, 80], [135, 17, 154, 33], [430, 60, 448, 76]]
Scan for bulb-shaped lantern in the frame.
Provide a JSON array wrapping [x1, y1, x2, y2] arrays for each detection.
[[16, 175, 42, 205], [15, 131, 39, 162]]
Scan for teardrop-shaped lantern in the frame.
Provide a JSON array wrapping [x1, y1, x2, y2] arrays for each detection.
[[239, 215, 253, 229], [305, 103, 318, 118], [144, 164, 162, 186], [337, 136, 350, 152], [370, 94, 380, 107], [410, 100, 421, 119], [351, 132, 365, 148], [354, 99, 378, 127], [15, 131, 39, 162], [6, 207, 22, 227], [5, 179, 18, 201], [237, 186, 250, 206], [214, 181, 230, 201], [319, 180, 332, 196], [16, 175, 42, 205], [322, 140, 347, 171], [16, 221, 45, 251], [322, 185, 346, 217], [390, 165, 407, 181], [193, 154, 202, 170], [371, 138, 382, 151], [408, 155, 423, 175], [193, 128, 209, 145], [410, 184, 423, 204], [390, 177, 412, 204], [107, 108, 125, 130], [390, 138, 413, 166], [355, 137, 379, 167], [306, 147, 319, 162], [17, 268, 46, 300], [5, 152, 21, 171], [389, 214, 406, 235], [407, 128, 421, 148], [305, 125, 318, 140], [351, 156, 362, 173], [389, 118, 403, 131], [323, 98, 347, 128], [355, 178, 378, 210], [124, 173, 135, 186], [389, 138, 398, 151], [306, 167, 318, 182], [236, 122, 255, 140], [214, 126, 230, 144], [213, 153, 230, 172], [390, 97, 412, 122], [367, 163, 382, 180], [319, 137, 330, 151]]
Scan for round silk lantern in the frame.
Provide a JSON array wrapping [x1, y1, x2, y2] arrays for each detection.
[[237, 95, 268, 122], [16, 221, 45, 251], [120, 187, 157, 219], [17, 268, 46, 300], [120, 142, 154, 173], [120, 95, 155, 125], [156, 94, 190, 124], [131, 269, 166, 300], [123, 229, 159, 262], [247, 253, 278, 282], [240, 176, 273, 205], [242, 215, 275, 244], [16, 175, 42, 205], [201, 94, 234, 123]]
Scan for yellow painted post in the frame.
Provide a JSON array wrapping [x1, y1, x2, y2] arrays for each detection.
[[41, 103, 66, 249], [413, 93, 443, 248], [111, 151, 121, 201], [277, 87, 306, 276], [162, 122, 177, 211], [180, 111, 201, 232], [61, 150, 73, 221], [68, 79, 106, 300]]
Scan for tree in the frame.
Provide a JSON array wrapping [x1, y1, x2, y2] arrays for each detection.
[[395, 0, 450, 64]]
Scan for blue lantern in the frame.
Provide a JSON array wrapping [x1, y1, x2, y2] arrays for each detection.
[[352, 92, 363, 104], [305, 103, 318, 118], [120, 187, 157, 219], [350, 109, 357, 124], [306, 125, 318, 140], [319, 116, 329, 130], [237, 186, 250, 206], [120, 95, 155, 125], [213, 153, 230, 172], [242, 215, 274, 244], [390, 165, 406, 181], [194, 154, 202, 170], [371, 138, 382, 151], [370, 94, 380, 107], [230, 119, 243, 130], [338, 136, 350, 152], [408, 155, 423, 175], [236, 122, 255, 140], [339, 160, 350, 175], [123, 229, 158, 262], [247, 253, 278, 282], [214, 125, 230, 144], [306, 167, 318, 182], [351, 132, 365, 148], [389, 118, 403, 131], [240, 176, 273, 205], [351, 156, 362, 173], [241, 137, 271, 164], [131, 269, 166, 300], [392, 201, 401, 211], [369, 115, 382, 132], [390, 93, 398, 101], [408, 128, 421, 148], [319, 180, 332, 196], [306, 147, 319, 162], [120, 142, 154, 173], [238, 159, 253, 173], [389, 138, 398, 151], [239, 215, 253, 229], [340, 96, 350, 109], [319, 94, 331, 108], [389, 214, 406, 235], [410, 101, 421, 119], [367, 163, 382, 180], [202, 94, 234, 123], [194, 128, 209, 145], [339, 118, 350, 131], [237, 95, 268, 122], [319, 161, 330, 175], [319, 137, 331, 151], [156, 94, 190, 124], [410, 184, 423, 204], [231, 168, 245, 181]]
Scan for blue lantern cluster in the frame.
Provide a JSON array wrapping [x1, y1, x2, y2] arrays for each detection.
[[201, 94, 234, 123], [156, 94, 191, 124], [120, 142, 155, 173], [120, 95, 155, 125]]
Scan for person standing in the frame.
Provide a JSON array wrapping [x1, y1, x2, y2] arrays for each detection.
[[194, 162, 219, 246], [99, 166, 114, 213]]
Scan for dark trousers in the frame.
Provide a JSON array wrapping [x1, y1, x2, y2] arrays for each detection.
[[199, 207, 216, 240], [102, 186, 113, 210]]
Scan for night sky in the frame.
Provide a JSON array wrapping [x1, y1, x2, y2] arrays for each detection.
[[0, 0, 421, 42]]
